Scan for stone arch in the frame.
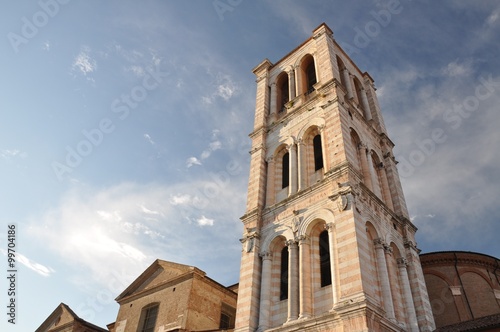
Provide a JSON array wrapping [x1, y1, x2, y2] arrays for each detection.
[[297, 53, 318, 95], [299, 208, 335, 237], [275, 71, 290, 114], [365, 221, 382, 304], [260, 227, 294, 254]]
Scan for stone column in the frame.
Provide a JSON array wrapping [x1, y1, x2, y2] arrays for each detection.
[[257, 252, 273, 331], [297, 139, 305, 191], [286, 240, 299, 322], [326, 223, 338, 306], [289, 144, 297, 196], [397, 258, 419, 332], [298, 236, 312, 319], [342, 68, 353, 99], [265, 156, 275, 207], [360, 87, 372, 121], [269, 82, 277, 121], [374, 238, 395, 320], [289, 69, 296, 100]]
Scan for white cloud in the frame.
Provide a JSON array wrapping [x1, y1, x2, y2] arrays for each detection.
[[27, 181, 245, 289], [486, 8, 500, 27], [72, 46, 97, 76], [197, 215, 214, 227], [42, 40, 50, 51], [0, 250, 54, 277], [203, 73, 239, 104], [441, 59, 473, 77], [186, 156, 202, 167], [0, 149, 27, 160], [144, 133, 155, 145], [170, 194, 192, 206]]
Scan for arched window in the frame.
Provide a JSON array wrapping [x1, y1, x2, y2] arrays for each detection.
[[319, 231, 331, 287], [139, 304, 159, 332], [282, 152, 289, 189], [337, 56, 347, 89], [306, 61, 317, 94], [280, 246, 289, 300], [279, 75, 289, 113], [313, 134, 323, 171], [300, 55, 317, 95]]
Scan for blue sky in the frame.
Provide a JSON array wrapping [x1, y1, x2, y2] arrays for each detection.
[[1, 1, 500, 330]]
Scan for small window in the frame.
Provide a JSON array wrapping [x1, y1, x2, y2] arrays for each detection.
[[280, 246, 289, 300], [313, 134, 323, 171], [282, 152, 289, 189], [140, 304, 158, 332], [319, 231, 332, 287], [219, 303, 236, 329]]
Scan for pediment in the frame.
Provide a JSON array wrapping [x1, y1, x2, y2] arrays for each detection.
[[115, 259, 197, 302], [35, 303, 80, 332]]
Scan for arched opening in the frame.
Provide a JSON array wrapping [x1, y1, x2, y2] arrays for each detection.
[[282, 152, 289, 189], [319, 230, 331, 287], [313, 134, 323, 171], [388, 244, 406, 325], [299, 55, 317, 95], [336, 56, 347, 91], [365, 222, 382, 305], [349, 129, 362, 173], [276, 72, 289, 114], [280, 246, 289, 301]]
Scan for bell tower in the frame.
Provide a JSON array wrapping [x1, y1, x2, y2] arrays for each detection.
[[234, 23, 435, 332]]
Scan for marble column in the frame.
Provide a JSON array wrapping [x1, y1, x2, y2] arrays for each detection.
[[298, 236, 312, 319], [326, 223, 338, 306], [286, 240, 299, 322], [374, 238, 395, 320], [257, 252, 273, 331], [397, 258, 419, 331]]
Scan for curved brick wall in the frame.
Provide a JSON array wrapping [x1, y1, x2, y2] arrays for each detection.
[[420, 251, 500, 329]]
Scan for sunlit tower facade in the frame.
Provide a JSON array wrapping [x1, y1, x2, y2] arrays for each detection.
[[234, 23, 435, 332]]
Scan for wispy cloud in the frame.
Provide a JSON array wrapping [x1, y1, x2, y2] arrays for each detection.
[[0, 250, 54, 277], [27, 181, 245, 289], [0, 149, 27, 160], [72, 46, 97, 76], [186, 156, 202, 168], [197, 215, 214, 227], [144, 133, 155, 145], [202, 73, 238, 104]]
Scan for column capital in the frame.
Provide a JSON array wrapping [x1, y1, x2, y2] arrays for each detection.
[[259, 251, 272, 260], [266, 155, 274, 163], [373, 237, 386, 249], [286, 239, 298, 248], [297, 235, 309, 245], [397, 257, 408, 268], [325, 222, 336, 232]]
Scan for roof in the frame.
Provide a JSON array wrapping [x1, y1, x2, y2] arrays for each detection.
[[35, 302, 108, 332], [434, 313, 500, 331]]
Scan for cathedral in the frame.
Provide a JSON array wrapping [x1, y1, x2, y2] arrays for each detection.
[[37, 23, 500, 332]]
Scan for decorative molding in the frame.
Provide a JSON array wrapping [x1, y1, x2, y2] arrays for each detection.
[[450, 286, 462, 296]]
